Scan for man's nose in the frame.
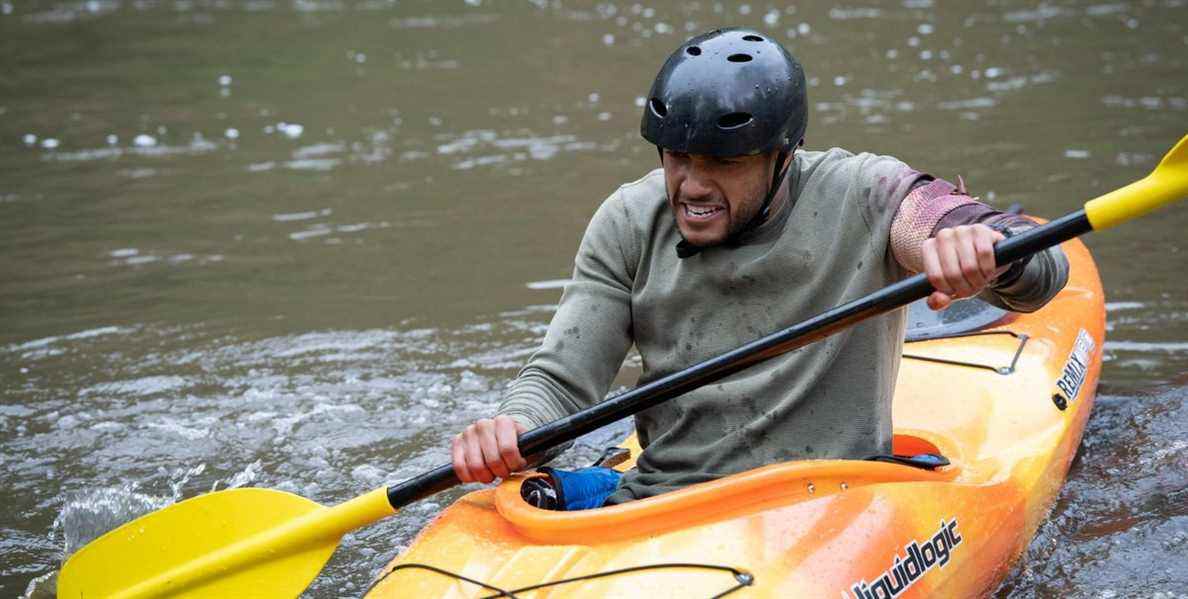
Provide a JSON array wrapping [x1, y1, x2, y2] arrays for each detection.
[[680, 171, 714, 200]]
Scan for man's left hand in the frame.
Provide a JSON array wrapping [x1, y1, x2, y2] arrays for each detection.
[[921, 224, 1007, 311]]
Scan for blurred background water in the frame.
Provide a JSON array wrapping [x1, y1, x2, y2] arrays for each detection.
[[1, 0, 1185, 596]]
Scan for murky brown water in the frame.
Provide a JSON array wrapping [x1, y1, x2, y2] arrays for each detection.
[[2, 1, 1186, 597]]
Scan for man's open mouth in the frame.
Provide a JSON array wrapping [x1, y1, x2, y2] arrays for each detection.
[[683, 203, 725, 219]]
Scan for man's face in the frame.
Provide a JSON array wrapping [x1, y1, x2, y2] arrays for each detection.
[[661, 149, 778, 247]]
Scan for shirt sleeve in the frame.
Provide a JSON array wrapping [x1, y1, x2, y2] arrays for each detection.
[[498, 191, 637, 429]]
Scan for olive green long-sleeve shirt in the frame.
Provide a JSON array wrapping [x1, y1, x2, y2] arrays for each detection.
[[500, 148, 1067, 504]]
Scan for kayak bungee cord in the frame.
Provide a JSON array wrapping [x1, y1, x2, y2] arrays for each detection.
[[364, 561, 755, 599], [902, 329, 1030, 375]]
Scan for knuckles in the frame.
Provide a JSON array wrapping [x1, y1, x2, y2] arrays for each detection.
[[457, 416, 526, 482]]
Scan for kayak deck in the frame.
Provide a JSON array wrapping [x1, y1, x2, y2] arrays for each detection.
[[367, 238, 1104, 598]]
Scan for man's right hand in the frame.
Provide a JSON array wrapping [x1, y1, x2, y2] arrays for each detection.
[[451, 415, 528, 484]]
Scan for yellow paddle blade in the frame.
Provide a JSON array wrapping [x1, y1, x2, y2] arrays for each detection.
[[58, 486, 395, 599], [1085, 134, 1188, 230]]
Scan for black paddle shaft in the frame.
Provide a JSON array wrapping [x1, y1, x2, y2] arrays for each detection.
[[385, 210, 1092, 509]]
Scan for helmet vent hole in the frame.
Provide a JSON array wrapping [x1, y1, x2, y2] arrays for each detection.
[[717, 112, 753, 130], [727, 53, 753, 63], [686, 46, 702, 56], [649, 98, 668, 118], [742, 35, 764, 42]]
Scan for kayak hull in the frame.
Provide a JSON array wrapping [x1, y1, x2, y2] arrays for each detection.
[[367, 238, 1104, 598]]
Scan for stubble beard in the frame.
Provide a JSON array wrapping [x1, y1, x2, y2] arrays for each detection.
[[671, 186, 767, 248]]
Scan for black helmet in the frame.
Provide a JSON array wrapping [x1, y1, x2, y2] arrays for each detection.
[[641, 28, 807, 156]]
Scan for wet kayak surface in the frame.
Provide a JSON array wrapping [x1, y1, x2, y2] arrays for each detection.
[[1, 0, 1185, 596]]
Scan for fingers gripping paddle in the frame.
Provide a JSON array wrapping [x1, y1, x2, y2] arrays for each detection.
[[59, 135, 1188, 598]]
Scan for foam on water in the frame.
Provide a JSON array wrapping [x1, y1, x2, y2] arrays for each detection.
[[0, 297, 637, 595]]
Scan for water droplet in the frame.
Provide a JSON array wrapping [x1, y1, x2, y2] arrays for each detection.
[[807, 482, 815, 494], [22, 133, 36, 145], [40, 137, 60, 149], [133, 134, 157, 147], [278, 122, 303, 139], [217, 74, 232, 86], [224, 128, 239, 140], [840, 482, 848, 490], [106, 134, 119, 145]]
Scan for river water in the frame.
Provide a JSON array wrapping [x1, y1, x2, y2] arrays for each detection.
[[1, 1, 1185, 597]]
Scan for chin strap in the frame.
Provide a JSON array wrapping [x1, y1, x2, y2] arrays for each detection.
[[675, 147, 793, 259], [741, 148, 793, 235]]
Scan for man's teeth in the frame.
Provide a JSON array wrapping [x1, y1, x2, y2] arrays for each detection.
[[686, 204, 721, 217]]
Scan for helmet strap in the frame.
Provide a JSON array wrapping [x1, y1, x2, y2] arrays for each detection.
[[729, 147, 791, 242]]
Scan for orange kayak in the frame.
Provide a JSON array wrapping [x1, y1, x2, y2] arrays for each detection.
[[367, 237, 1104, 598]]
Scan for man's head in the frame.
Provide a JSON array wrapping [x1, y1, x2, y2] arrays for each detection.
[[640, 29, 808, 250]]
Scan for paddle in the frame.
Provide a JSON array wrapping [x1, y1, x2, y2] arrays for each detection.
[[58, 134, 1188, 599]]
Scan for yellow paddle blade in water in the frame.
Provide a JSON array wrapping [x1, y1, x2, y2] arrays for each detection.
[[1085, 134, 1188, 230], [58, 487, 395, 599]]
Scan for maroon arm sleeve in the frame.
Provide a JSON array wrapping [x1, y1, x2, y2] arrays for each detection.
[[891, 177, 1070, 313]]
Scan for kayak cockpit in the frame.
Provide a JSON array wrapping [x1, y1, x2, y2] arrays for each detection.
[[495, 433, 960, 544], [495, 300, 1011, 544]]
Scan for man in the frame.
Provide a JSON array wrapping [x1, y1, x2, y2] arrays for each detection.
[[451, 29, 1068, 507]]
